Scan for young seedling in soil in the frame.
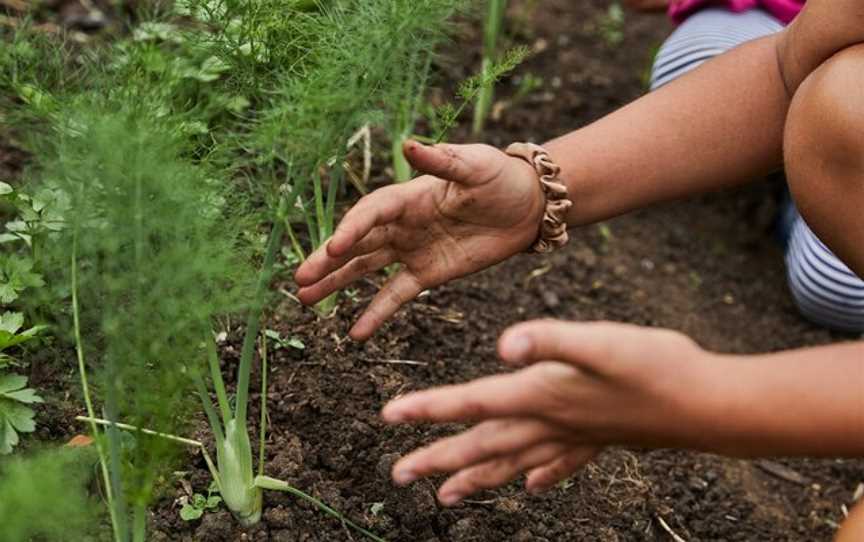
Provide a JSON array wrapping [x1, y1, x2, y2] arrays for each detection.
[[473, 0, 509, 135]]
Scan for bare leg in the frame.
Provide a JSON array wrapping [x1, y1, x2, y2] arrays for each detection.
[[785, 44, 864, 278]]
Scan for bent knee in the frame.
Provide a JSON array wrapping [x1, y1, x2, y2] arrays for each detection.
[[784, 44, 864, 196]]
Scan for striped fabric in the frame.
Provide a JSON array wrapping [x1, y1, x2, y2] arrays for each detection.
[[651, 8, 784, 90], [650, 8, 864, 332]]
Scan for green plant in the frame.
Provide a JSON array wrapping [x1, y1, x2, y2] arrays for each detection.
[[0, 448, 96, 541], [263, 0, 467, 314], [390, 50, 433, 182], [597, 2, 625, 47], [264, 329, 305, 351], [433, 45, 530, 144], [1, 1, 471, 539], [473, 0, 509, 135], [0, 372, 43, 454], [180, 481, 223, 521], [0, 256, 43, 306], [0, 311, 46, 368]]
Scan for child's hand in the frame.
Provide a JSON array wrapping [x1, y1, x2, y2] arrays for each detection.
[[295, 140, 544, 340], [382, 320, 721, 506]]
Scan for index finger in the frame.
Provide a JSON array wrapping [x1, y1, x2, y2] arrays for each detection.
[[294, 185, 406, 287], [381, 363, 569, 424]]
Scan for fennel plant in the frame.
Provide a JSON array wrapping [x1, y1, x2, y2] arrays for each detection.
[[473, 0, 509, 135]]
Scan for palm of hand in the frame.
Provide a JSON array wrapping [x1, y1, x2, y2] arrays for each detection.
[[296, 142, 542, 340]]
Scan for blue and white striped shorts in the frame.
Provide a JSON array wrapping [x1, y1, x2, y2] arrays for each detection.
[[651, 8, 864, 332]]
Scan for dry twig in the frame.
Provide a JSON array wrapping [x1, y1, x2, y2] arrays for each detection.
[[655, 514, 688, 542]]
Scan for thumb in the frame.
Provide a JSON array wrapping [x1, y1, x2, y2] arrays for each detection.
[[497, 320, 664, 370], [403, 140, 479, 184]]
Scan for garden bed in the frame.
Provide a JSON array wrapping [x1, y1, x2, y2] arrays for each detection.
[[8, 0, 863, 540]]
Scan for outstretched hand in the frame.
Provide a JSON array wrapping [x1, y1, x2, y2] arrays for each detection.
[[382, 320, 718, 506], [294, 140, 543, 340]]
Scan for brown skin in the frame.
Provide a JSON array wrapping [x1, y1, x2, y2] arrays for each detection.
[[837, 502, 864, 542], [382, 322, 864, 499], [296, 0, 864, 536]]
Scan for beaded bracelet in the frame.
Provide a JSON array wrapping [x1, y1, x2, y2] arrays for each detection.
[[505, 142, 573, 253]]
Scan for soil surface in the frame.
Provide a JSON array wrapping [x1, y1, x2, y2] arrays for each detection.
[[6, 0, 864, 540]]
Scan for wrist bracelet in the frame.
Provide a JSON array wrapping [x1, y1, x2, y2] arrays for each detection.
[[505, 142, 572, 254]]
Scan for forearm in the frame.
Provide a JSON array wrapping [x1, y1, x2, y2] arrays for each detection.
[[695, 342, 864, 458], [543, 34, 790, 226]]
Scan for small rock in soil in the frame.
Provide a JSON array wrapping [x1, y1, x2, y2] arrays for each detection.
[[376, 452, 401, 480], [448, 517, 478, 541]]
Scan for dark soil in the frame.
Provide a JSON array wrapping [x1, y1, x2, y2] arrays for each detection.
[[6, 0, 863, 540]]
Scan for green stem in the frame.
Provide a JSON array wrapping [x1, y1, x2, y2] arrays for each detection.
[[236, 176, 305, 424], [193, 373, 225, 447], [206, 336, 232, 425], [258, 337, 267, 478], [392, 134, 412, 183], [323, 166, 342, 240], [77, 416, 207, 448], [473, 0, 508, 135], [76, 415, 222, 489], [254, 476, 387, 542], [235, 214, 284, 425], [104, 383, 130, 542], [285, 221, 306, 261], [71, 233, 122, 542], [132, 505, 146, 542]]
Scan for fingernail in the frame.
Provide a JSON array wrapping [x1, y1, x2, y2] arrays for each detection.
[[439, 492, 462, 507], [393, 469, 417, 486], [503, 334, 532, 361]]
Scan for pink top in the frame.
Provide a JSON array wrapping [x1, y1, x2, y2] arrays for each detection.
[[669, 0, 805, 25]]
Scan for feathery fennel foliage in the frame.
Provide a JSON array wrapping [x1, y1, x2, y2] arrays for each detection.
[[1, 0, 471, 539], [39, 97, 255, 540], [0, 448, 97, 542]]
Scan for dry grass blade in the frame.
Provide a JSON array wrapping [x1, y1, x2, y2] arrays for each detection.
[[756, 460, 809, 486], [363, 358, 429, 367], [656, 514, 688, 542]]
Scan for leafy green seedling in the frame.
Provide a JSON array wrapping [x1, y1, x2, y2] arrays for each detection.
[[0, 311, 47, 367], [597, 3, 625, 47], [264, 329, 305, 351], [369, 502, 386, 517], [180, 481, 223, 521], [0, 372, 43, 454], [0, 256, 44, 304]]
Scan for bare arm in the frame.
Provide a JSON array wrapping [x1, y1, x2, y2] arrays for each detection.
[[547, 0, 864, 226], [706, 342, 864, 457], [546, 35, 788, 225]]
